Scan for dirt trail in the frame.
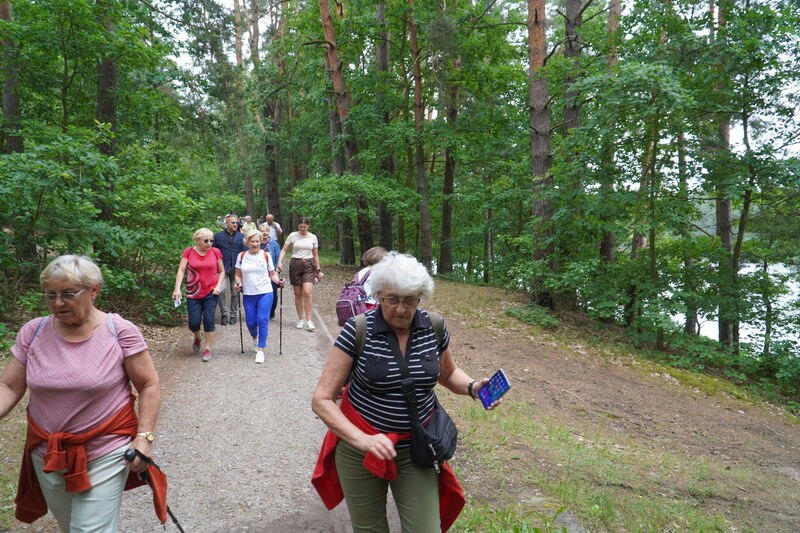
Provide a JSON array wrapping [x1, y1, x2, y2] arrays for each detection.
[[5, 268, 800, 532]]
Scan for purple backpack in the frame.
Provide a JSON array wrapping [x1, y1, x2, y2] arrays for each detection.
[[336, 270, 371, 326]]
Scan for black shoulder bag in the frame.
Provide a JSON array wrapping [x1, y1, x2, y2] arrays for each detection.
[[384, 325, 458, 473]]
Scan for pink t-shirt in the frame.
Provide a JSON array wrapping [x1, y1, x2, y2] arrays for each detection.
[[181, 246, 222, 299], [11, 313, 148, 461]]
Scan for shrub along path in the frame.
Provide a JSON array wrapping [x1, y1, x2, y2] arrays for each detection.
[[2, 266, 799, 532]]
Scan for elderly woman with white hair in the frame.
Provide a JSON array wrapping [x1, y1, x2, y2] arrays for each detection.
[[311, 252, 500, 532], [0, 254, 161, 531]]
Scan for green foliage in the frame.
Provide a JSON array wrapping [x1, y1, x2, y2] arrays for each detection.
[[506, 304, 560, 329]]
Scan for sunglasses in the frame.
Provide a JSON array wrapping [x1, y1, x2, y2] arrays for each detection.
[[201, 239, 214, 244]]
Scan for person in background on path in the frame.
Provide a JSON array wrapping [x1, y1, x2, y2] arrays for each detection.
[[358, 246, 388, 310], [265, 213, 283, 243], [235, 230, 285, 364], [277, 216, 323, 332], [213, 215, 247, 326], [173, 228, 225, 362], [1, 255, 161, 531], [311, 252, 500, 533], [240, 215, 257, 235], [260, 223, 282, 320]]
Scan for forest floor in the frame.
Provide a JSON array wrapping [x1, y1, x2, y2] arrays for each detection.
[[1, 265, 799, 532]]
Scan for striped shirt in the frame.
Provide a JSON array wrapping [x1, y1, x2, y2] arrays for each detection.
[[335, 308, 450, 440]]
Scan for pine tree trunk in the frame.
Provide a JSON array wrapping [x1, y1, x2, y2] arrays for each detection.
[[96, 0, 117, 221], [376, 4, 394, 249], [320, 0, 372, 255], [1, 0, 22, 153], [408, 0, 432, 269], [439, 57, 460, 275], [599, 0, 622, 264], [528, 0, 554, 306]]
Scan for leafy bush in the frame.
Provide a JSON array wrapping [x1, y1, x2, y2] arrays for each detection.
[[506, 303, 560, 329]]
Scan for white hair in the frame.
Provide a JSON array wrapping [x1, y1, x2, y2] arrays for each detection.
[[369, 252, 433, 301], [40, 255, 103, 288]]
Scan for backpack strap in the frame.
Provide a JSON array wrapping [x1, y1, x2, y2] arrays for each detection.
[[428, 311, 444, 350], [355, 311, 442, 356], [355, 313, 368, 357], [107, 314, 121, 345], [33, 316, 49, 338], [239, 251, 246, 263], [356, 269, 371, 285]]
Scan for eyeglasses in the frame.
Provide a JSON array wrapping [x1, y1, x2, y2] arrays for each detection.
[[201, 239, 214, 244], [380, 296, 421, 308], [42, 288, 86, 303]]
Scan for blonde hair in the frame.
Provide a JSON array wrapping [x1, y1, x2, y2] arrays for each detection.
[[40, 255, 103, 289], [244, 229, 262, 243], [193, 227, 213, 241]]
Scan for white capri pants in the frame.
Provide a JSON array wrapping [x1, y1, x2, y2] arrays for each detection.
[[31, 443, 131, 533]]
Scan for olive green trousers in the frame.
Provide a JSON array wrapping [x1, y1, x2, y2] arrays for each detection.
[[335, 439, 440, 533]]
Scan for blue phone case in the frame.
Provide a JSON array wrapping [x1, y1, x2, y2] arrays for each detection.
[[478, 369, 511, 409]]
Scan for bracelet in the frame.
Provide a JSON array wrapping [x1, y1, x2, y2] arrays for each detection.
[[467, 380, 479, 400]]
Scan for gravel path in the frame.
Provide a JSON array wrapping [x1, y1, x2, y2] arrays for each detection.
[[117, 289, 354, 533]]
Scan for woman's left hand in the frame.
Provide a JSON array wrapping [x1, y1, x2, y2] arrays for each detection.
[[212, 287, 222, 295], [127, 438, 152, 473], [317, 271, 324, 279], [473, 378, 502, 410]]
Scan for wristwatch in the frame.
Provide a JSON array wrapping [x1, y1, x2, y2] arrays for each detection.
[[136, 431, 155, 442]]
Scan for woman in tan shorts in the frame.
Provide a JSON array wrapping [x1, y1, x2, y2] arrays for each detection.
[[277, 217, 324, 331]]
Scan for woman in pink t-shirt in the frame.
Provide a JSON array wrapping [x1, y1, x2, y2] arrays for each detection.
[[0, 254, 161, 532], [172, 227, 225, 362]]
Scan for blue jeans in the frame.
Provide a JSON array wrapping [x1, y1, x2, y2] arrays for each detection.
[[243, 292, 274, 348], [187, 293, 218, 332]]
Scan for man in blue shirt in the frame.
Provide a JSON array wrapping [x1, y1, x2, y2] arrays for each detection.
[[260, 224, 282, 320], [214, 215, 247, 325]]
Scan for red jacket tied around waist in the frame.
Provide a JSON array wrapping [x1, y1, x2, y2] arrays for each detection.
[[14, 397, 166, 524], [311, 389, 465, 532]]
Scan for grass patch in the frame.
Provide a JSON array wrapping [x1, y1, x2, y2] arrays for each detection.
[[447, 400, 795, 532], [0, 357, 27, 529]]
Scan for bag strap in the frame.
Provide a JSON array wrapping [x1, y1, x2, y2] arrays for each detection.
[[356, 269, 371, 285], [428, 311, 444, 350], [355, 313, 367, 357], [33, 316, 49, 338], [355, 311, 444, 356], [107, 314, 121, 345], [384, 333, 421, 424]]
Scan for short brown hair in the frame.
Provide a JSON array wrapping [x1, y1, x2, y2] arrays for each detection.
[[361, 246, 388, 267]]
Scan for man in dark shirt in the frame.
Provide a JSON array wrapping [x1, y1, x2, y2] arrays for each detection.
[[214, 215, 247, 325]]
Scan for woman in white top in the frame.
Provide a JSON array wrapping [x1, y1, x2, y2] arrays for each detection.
[[235, 230, 284, 363], [357, 246, 388, 309], [277, 217, 324, 331]]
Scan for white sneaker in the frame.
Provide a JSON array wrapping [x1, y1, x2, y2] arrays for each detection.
[[252, 338, 258, 352], [255, 350, 265, 364], [296, 320, 305, 329], [305, 320, 316, 332]]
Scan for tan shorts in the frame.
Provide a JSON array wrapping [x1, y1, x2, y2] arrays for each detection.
[[289, 258, 316, 286]]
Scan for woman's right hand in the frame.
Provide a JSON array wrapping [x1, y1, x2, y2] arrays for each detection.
[[171, 289, 181, 301], [354, 432, 397, 460]]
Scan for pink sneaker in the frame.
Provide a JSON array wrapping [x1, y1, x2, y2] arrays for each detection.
[[201, 349, 212, 362], [192, 338, 202, 353]]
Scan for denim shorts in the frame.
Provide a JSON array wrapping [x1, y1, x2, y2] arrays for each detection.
[[187, 292, 218, 332]]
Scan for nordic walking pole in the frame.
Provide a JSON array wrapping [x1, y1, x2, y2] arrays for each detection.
[[238, 290, 244, 353], [278, 279, 283, 355], [124, 449, 187, 533]]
